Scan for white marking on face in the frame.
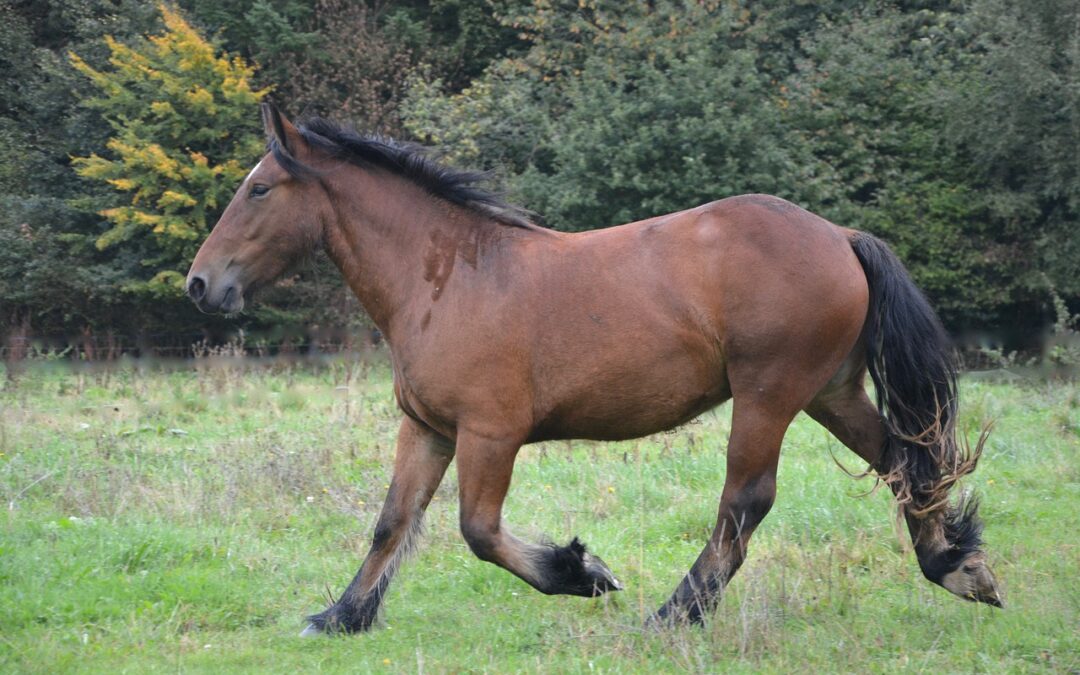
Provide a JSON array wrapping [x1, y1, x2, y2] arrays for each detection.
[[244, 157, 266, 185]]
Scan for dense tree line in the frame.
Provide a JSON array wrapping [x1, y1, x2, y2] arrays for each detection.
[[0, 0, 1076, 357]]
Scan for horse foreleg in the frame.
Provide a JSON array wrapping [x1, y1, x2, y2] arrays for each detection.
[[652, 400, 790, 625], [455, 429, 623, 597], [303, 417, 453, 634]]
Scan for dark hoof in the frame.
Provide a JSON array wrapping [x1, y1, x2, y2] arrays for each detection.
[[980, 594, 1004, 609], [548, 537, 624, 596], [304, 603, 374, 635], [648, 590, 711, 628], [583, 551, 624, 595], [644, 612, 705, 630], [643, 612, 669, 632]]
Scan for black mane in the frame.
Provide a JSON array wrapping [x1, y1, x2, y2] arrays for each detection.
[[271, 117, 538, 230]]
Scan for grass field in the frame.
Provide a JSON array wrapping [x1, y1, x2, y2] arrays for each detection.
[[1, 354, 1077, 673]]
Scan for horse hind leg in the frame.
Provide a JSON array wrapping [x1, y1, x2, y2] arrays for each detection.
[[652, 398, 792, 624], [805, 376, 1003, 607]]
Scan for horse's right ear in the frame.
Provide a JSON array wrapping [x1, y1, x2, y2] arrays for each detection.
[[260, 101, 301, 156]]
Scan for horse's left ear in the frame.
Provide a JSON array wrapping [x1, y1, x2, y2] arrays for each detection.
[[260, 101, 302, 156]]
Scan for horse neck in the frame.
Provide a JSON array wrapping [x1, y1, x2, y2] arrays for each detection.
[[319, 165, 507, 341]]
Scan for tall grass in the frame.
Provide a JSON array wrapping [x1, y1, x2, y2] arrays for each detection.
[[1, 355, 1077, 673]]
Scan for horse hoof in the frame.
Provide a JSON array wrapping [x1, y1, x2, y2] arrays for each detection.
[[584, 552, 624, 593], [644, 603, 702, 629], [299, 623, 323, 638]]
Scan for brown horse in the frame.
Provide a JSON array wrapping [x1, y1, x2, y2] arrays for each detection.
[[187, 103, 1002, 634]]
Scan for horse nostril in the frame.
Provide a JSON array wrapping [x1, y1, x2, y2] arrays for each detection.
[[187, 275, 207, 302]]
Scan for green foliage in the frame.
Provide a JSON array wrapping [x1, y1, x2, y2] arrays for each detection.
[[180, 0, 318, 77], [1046, 289, 1080, 369], [267, 0, 523, 135], [69, 5, 269, 298], [277, 0, 421, 134], [0, 0, 161, 335], [0, 219, 126, 333], [421, 0, 526, 89], [936, 0, 1080, 304], [407, 2, 814, 229], [778, 6, 1016, 326]]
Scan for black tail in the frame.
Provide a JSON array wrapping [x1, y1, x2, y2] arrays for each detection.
[[849, 233, 985, 555]]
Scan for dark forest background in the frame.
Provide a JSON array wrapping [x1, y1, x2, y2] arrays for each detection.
[[1, 0, 1077, 359]]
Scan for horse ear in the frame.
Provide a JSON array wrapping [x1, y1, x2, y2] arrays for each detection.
[[260, 101, 301, 156]]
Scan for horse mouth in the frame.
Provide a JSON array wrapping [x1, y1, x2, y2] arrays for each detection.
[[220, 286, 245, 314]]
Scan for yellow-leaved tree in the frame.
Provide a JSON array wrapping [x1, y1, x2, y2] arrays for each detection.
[[71, 4, 269, 297]]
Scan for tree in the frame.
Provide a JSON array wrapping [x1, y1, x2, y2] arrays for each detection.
[[2, 0, 1075, 346], [178, 0, 318, 88], [70, 4, 269, 298], [1, 0, 161, 342], [778, 5, 1018, 326], [404, 2, 820, 229], [278, 0, 419, 134], [937, 0, 1080, 315], [265, 0, 522, 136]]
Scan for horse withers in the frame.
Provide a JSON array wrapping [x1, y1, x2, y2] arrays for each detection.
[[186, 103, 1001, 634]]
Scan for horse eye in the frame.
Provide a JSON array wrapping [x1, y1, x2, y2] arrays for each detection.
[[249, 184, 270, 198]]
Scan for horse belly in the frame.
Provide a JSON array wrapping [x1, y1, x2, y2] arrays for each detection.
[[531, 353, 730, 442]]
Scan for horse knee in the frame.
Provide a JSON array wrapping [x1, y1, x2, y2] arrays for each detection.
[[460, 520, 499, 562]]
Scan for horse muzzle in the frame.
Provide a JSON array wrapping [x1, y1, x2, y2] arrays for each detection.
[[186, 273, 245, 314]]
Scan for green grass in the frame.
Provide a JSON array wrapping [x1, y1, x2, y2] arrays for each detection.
[[1, 356, 1077, 673]]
